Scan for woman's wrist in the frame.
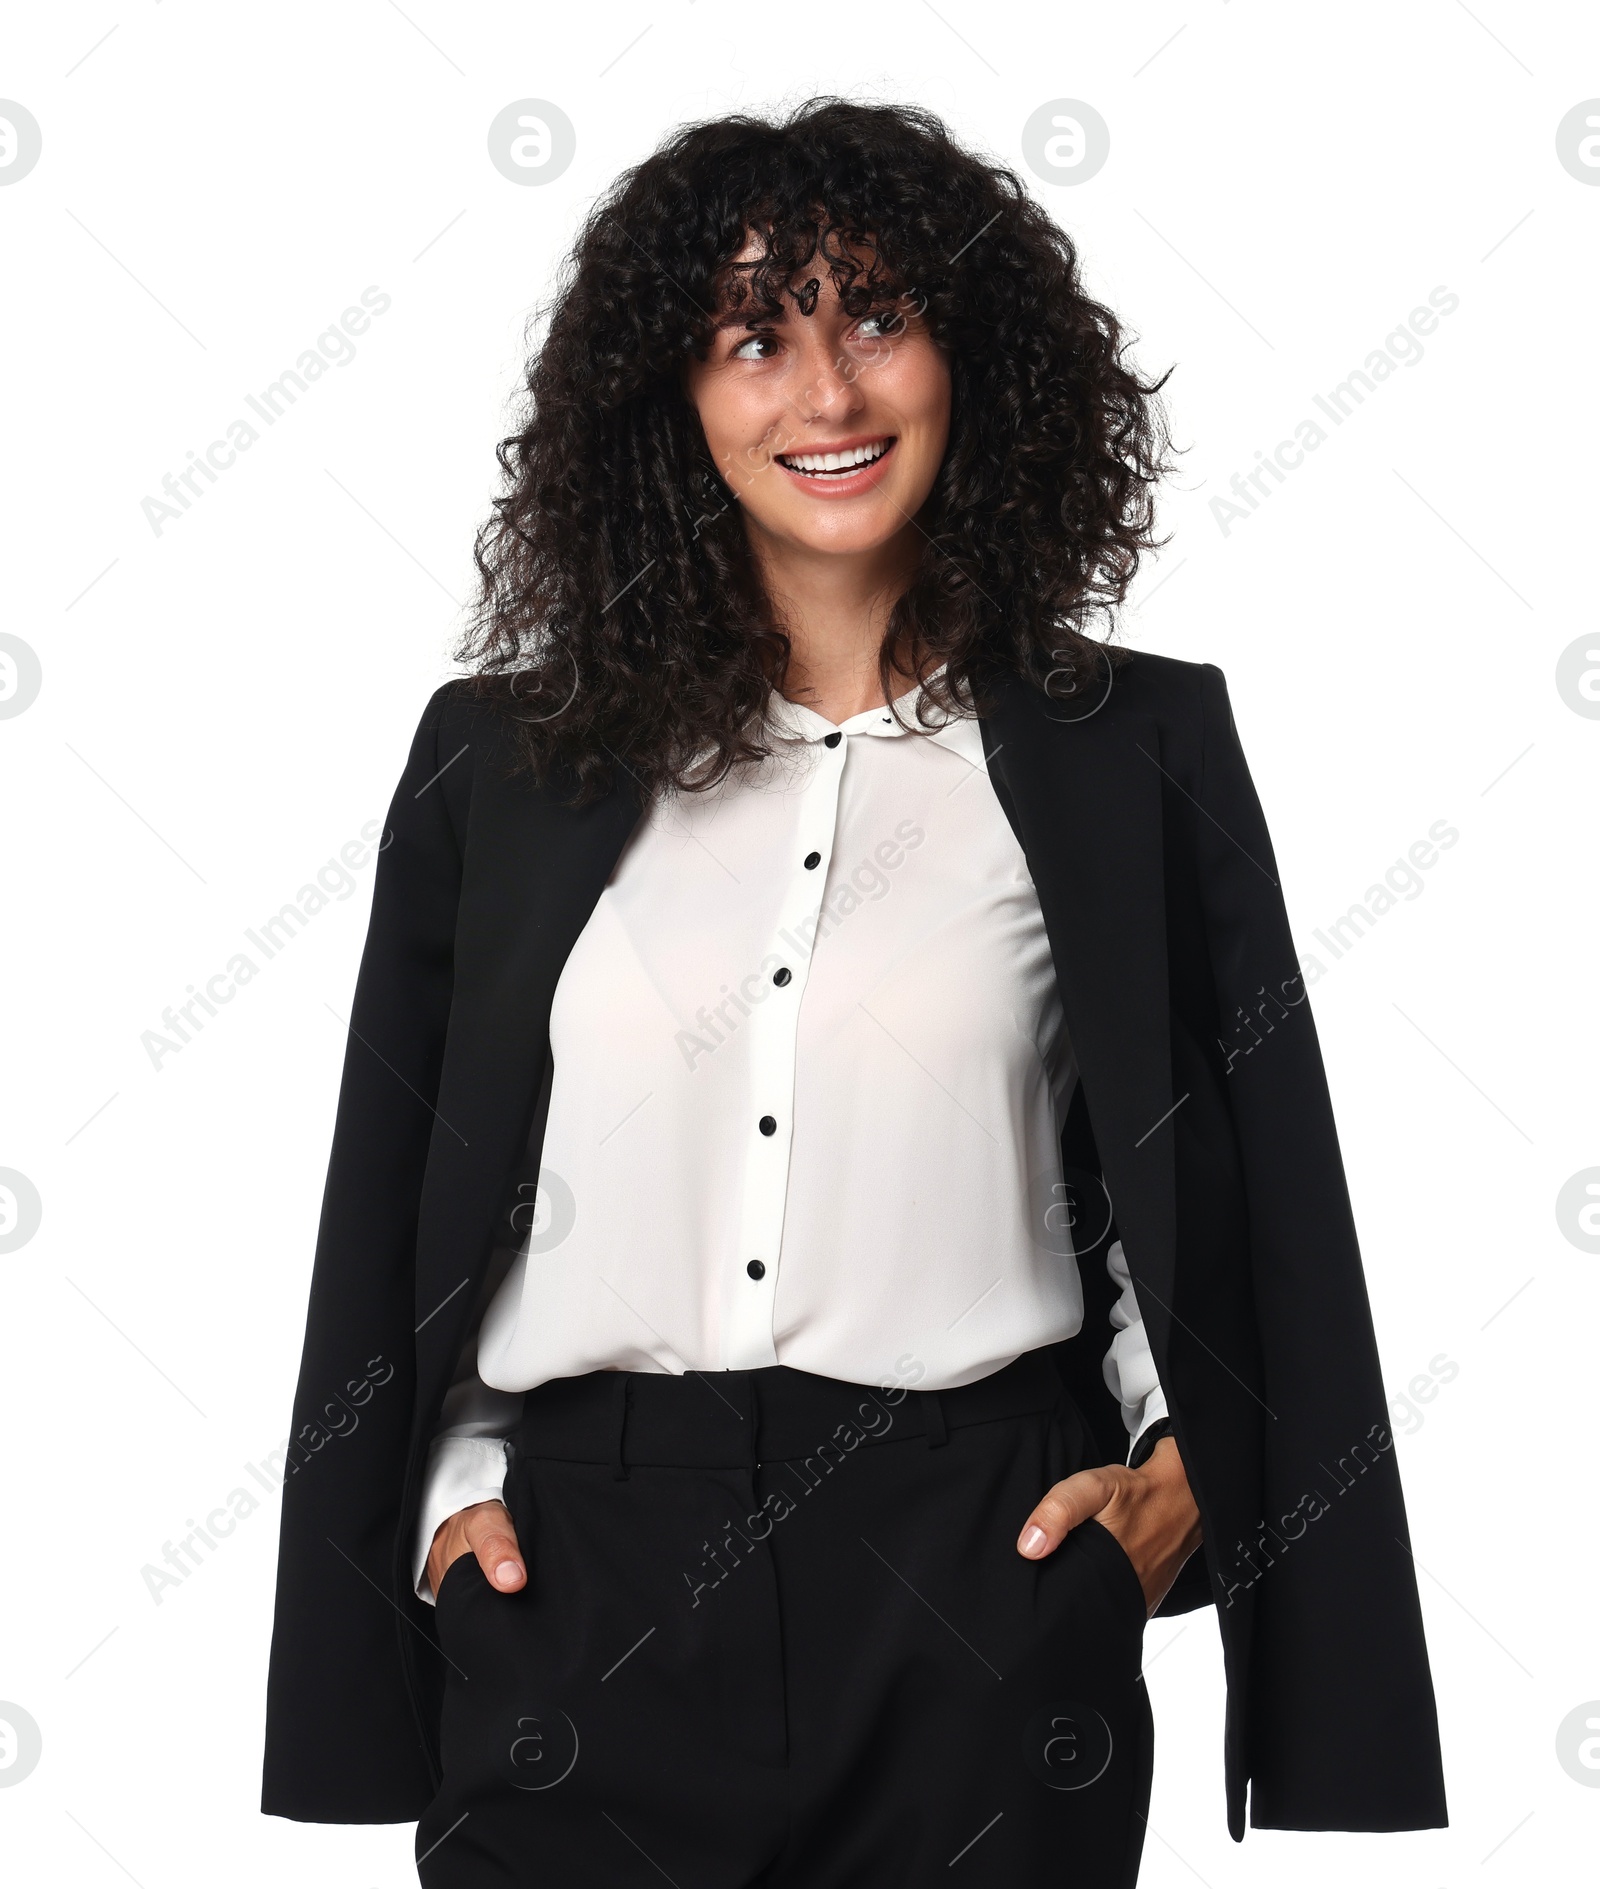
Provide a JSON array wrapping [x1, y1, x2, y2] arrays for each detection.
[[1133, 1435, 1204, 1558]]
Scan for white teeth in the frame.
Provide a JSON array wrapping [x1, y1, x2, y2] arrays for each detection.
[[779, 439, 891, 475]]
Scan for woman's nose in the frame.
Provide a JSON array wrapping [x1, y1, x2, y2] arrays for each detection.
[[793, 340, 866, 425]]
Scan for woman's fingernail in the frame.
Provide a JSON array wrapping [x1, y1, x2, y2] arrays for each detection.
[[494, 1561, 522, 1587], [1019, 1526, 1048, 1557]]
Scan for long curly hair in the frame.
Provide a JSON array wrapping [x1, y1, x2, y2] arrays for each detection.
[[457, 97, 1172, 803]]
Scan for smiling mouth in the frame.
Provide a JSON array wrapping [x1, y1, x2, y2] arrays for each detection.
[[775, 437, 895, 478]]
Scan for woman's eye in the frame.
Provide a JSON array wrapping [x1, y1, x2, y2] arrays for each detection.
[[731, 333, 779, 361], [856, 312, 904, 342]]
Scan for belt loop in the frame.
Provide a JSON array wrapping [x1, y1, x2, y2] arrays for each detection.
[[921, 1388, 948, 1449], [612, 1375, 632, 1480]]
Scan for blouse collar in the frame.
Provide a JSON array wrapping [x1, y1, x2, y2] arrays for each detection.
[[764, 662, 983, 767]]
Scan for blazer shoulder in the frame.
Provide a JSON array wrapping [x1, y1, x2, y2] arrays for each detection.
[[1100, 649, 1229, 805], [418, 673, 491, 742], [393, 676, 504, 851], [1105, 645, 1214, 727], [412, 675, 527, 777], [980, 645, 1217, 755]]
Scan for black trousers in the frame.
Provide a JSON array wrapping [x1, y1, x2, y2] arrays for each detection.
[[414, 1348, 1153, 1886]]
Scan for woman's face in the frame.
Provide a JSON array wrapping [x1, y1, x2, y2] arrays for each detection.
[[684, 253, 952, 564]]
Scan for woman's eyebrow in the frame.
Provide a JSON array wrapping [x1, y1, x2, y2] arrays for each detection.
[[711, 304, 789, 333]]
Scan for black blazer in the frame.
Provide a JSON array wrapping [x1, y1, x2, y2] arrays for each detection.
[[261, 650, 1446, 1840]]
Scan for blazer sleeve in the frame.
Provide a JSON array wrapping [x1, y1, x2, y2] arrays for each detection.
[[261, 683, 467, 1823], [1194, 664, 1447, 1832]]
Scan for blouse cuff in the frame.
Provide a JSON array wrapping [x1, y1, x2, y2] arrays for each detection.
[[1126, 1390, 1171, 1466], [411, 1436, 511, 1604], [1100, 1237, 1168, 1445]]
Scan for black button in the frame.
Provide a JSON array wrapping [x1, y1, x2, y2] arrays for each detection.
[[758, 1115, 777, 1136], [804, 851, 821, 869], [773, 967, 792, 986], [747, 1260, 766, 1281], [823, 731, 842, 748]]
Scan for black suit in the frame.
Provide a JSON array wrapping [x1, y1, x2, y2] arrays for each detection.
[[261, 650, 1447, 1840]]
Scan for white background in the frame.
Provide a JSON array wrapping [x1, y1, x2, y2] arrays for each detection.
[[2, 3, 1596, 1884]]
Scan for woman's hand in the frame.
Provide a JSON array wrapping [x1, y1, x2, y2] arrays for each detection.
[[425, 1499, 527, 1602], [1016, 1436, 1203, 1615]]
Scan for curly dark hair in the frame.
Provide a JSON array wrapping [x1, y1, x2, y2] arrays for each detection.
[[457, 97, 1172, 803]]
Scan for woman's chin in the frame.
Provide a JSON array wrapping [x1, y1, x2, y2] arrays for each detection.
[[753, 502, 917, 561]]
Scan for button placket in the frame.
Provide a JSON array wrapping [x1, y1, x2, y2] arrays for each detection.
[[723, 729, 849, 1370]]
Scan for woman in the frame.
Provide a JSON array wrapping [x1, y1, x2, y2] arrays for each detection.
[[262, 100, 1445, 1883]]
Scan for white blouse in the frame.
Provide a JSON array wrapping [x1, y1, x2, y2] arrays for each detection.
[[412, 670, 1166, 1598]]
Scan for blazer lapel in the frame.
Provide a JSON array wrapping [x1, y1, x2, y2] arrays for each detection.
[[412, 762, 644, 1407], [980, 670, 1179, 1368]]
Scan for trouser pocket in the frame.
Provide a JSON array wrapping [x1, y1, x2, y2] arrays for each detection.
[[1073, 1516, 1149, 1632]]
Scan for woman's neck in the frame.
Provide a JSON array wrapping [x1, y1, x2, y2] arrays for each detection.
[[752, 527, 922, 723]]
